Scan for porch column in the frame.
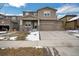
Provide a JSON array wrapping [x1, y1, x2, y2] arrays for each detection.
[[20, 19, 23, 31], [38, 18, 40, 31]]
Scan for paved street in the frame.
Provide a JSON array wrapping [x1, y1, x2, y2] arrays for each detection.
[[0, 31, 79, 55]]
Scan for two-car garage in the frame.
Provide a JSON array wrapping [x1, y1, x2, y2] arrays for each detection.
[[40, 20, 63, 31]]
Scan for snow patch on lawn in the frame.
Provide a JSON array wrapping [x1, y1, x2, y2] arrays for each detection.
[[35, 46, 43, 48], [0, 37, 5, 40], [9, 36, 17, 40], [66, 30, 79, 33], [0, 36, 17, 40], [26, 31, 40, 41], [67, 30, 79, 38], [74, 34, 79, 37], [1, 48, 5, 50], [0, 31, 7, 34]]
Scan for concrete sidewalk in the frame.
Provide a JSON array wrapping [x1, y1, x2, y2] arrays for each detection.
[[0, 39, 79, 48]]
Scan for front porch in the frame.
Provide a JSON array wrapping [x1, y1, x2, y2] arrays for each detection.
[[20, 14, 40, 32], [22, 20, 38, 32]]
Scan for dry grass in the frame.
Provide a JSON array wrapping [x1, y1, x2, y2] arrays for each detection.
[[8, 31, 27, 40], [0, 47, 48, 56], [16, 32, 27, 40]]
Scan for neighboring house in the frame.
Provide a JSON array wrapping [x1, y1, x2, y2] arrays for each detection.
[[0, 14, 10, 31], [0, 14, 21, 31], [68, 16, 79, 30], [59, 15, 77, 30], [20, 7, 63, 31], [5, 16, 21, 31], [0, 7, 63, 31]]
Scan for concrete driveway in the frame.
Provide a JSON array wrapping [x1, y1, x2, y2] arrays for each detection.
[[40, 31, 79, 56], [40, 31, 78, 40]]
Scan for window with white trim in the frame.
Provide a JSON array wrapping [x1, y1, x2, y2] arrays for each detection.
[[43, 11, 51, 16]]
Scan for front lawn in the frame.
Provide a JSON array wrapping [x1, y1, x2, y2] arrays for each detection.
[[0, 31, 28, 41], [0, 47, 48, 56]]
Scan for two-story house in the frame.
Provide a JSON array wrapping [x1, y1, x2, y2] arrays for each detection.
[[20, 7, 63, 31]]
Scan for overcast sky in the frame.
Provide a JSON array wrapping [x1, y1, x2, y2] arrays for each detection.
[[0, 3, 79, 19]]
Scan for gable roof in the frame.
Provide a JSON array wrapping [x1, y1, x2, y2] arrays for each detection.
[[68, 16, 79, 21], [59, 15, 77, 20], [37, 7, 57, 11]]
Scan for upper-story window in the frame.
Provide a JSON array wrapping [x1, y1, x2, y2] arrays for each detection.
[[43, 11, 51, 16]]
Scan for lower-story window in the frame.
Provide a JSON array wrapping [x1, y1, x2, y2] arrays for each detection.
[[25, 24, 31, 26]]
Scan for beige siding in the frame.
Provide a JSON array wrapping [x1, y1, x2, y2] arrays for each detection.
[[60, 15, 77, 30], [38, 9, 57, 20], [37, 7, 62, 31], [77, 20, 79, 27], [66, 22, 75, 30]]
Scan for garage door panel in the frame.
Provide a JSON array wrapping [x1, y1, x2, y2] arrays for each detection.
[[40, 21, 55, 31], [40, 20, 62, 31], [40, 24, 56, 31]]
